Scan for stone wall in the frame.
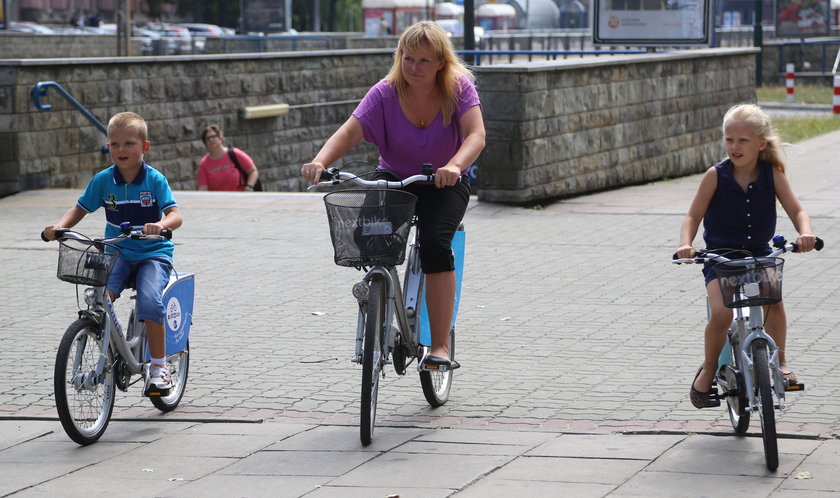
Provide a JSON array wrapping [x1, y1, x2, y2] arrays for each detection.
[[1, 47, 756, 203], [474, 48, 757, 204], [0, 33, 145, 59], [0, 50, 392, 195]]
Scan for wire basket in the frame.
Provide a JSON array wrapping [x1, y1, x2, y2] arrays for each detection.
[[323, 189, 417, 268], [57, 238, 120, 286], [715, 257, 784, 308]]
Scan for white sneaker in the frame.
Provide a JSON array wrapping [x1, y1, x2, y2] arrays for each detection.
[[148, 363, 173, 390]]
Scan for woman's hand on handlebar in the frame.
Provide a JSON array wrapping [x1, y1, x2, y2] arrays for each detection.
[[435, 164, 462, 189], [301, 161, 326, 184]]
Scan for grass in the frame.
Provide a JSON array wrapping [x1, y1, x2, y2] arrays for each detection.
[[756, 85, 834, 105], [755, 86, 840, 142]]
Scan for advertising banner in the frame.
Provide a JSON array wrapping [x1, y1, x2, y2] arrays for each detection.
[[776, 0, 830, 38], [594, 0, 711, 45]]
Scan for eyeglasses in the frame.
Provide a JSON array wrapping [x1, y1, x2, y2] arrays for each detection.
[[204, 134, 219, 141]]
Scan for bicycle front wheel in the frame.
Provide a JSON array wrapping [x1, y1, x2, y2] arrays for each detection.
[[54, 319, 116, 445], [360, 278, 385, 446], [150, 340, 190, 412], [752, 339, 778, 471], [420, 328, 454, 407]]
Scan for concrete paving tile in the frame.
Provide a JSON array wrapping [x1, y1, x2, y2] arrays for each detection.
[[331, 452, 514, 489], [610, 470, 783, 497], [645, 442, 806, 477], [184, 421, 315, 437], [487, 455, 648, 484], [675, 434, 823, 455], [0, 420, 55, 450], [771, 491, 839, 498], [265, 424, 429, 452], [126, 432, 284, 458], [0, 462, 85, 496], [779, 462, 840, 493], [218, 450, 376, 476], [15, 475, 188, 498], [414, 427, 558, 446], [526, 433, 686, 460], [453, 478, 616, 497], [307, 485, 453, 498], [160, 474, 328, 498], [0, 439, 141, 464], [393, 439, 531, 456]]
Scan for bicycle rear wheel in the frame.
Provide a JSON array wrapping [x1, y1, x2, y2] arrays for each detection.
[[420, 328, 454, 407], [54, 319, 116, 445], [752, 339, 778, 471], [360, 278, 385, 446], [150, 340, 190, 412]]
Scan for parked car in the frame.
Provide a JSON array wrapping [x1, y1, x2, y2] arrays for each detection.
[[146, 23, 195, 53], [8, 21, 57, 34], [97, 24, 178, 55], [176, 23, 226, 38]]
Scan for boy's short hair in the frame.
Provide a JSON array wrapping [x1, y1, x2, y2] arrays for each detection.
[[108, 112, 148, 142]]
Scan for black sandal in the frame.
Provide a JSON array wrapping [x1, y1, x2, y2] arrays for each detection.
[[690, 365, 719, 409]]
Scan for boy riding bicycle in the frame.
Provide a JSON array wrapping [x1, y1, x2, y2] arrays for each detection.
[[43, 112, 183, 392]]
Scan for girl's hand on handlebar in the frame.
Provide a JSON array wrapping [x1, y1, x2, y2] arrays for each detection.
[[795, 234, 817, 252], [435, 164, 462, 188], [675, 245, 696, 261], [301, 161, 325, 184]]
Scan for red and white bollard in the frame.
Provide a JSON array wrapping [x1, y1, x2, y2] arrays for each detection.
[[785, 63, 795, 103], [833, 75, 840, 117]]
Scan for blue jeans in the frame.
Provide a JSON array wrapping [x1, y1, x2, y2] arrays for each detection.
[[107, 257, 172, 323]]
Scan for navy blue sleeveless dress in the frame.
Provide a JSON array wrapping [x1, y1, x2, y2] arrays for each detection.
[[701, 159, 776, 284]]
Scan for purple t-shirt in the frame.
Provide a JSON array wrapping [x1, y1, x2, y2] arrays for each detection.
[[352, 75, 481, 180]]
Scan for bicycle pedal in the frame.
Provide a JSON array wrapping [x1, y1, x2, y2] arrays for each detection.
[[785, 381, 805, 392]]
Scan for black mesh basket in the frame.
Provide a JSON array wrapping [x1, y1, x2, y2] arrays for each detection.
[[57, 238, 120, 286], [715, 257, 784, 308], [323, 189, 417, 268]]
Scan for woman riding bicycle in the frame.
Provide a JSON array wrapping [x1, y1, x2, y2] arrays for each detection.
[[675, 104, 816, 408], [301, 21, 485, 369]]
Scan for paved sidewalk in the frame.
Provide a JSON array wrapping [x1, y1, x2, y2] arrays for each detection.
[[1, 129, 839, 496]]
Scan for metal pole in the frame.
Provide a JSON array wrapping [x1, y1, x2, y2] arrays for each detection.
[[753, 0, 763, 86], [464, 0, 475, 64], [311, 0, 320, 32], [285, 0, 293, 32]]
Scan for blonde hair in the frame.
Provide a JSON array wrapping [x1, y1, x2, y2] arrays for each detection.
[[107, 112, 148, 142], [722, 104, 786, 174], [384, 20, 473, 126]]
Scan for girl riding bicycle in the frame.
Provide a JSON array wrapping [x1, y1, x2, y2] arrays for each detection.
[[675, 103, 817, 409], [301, 21, 485, 370]]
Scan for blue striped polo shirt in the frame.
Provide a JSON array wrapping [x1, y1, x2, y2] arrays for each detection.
[[77, 162, 177, 261]]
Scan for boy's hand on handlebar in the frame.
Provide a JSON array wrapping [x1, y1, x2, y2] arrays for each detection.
[[795, 234, 817, 252], [143, 222, 165, 236], [435, 164, 461, 188], [301, 162, 325, 184], [42, 225, 62, 241]]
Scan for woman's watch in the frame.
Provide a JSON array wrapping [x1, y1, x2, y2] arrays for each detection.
[[244, 184, 254, 191]]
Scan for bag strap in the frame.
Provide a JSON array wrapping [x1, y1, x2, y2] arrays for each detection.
[[227, 147, 247, 186]]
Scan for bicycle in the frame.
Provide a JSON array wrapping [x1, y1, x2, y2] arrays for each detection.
[[312, 164, 465, 445], [42, 223, 194, 445], [673, 235, 823, 471]]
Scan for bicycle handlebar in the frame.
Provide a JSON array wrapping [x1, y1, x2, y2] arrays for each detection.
[[41, 227, 173, 244], [307, 163, 435, 191], [672, 236, 824, 264]]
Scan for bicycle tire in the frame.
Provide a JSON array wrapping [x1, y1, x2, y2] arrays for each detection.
[[54, 319, 116, 445], [360, 278, 385, 446], [420, 328, 454, 407], [722, 337, 750, 434], [753, 339, 779, 471], [150, 340, 190, 412]]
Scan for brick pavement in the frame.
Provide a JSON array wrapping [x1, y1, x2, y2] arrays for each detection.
[[1, 129, 839, 439]]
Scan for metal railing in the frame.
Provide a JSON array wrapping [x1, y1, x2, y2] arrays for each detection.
[[31, 81, 108, 154], [458, 49, 648, 66], [220, 35, 331, 53]]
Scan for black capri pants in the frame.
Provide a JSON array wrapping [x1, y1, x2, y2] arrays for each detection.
[[373, 171, 470, 274]]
